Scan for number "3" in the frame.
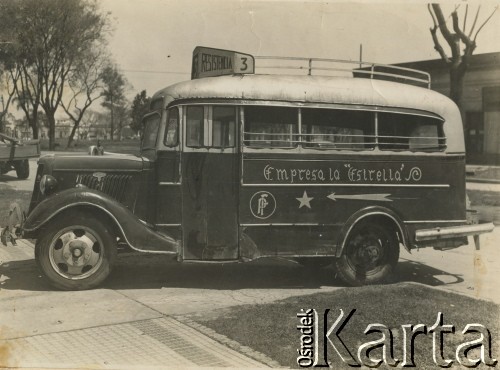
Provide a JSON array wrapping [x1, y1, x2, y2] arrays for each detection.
[[240, 57, 248, 71]]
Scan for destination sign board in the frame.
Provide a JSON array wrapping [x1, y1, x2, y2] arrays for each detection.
[[191, 46, 255, 79]]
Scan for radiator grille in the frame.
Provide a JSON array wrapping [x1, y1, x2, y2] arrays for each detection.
[[75, 173, 132, 202]]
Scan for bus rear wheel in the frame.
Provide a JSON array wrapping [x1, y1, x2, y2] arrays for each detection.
[[335, 221, 399, 286]]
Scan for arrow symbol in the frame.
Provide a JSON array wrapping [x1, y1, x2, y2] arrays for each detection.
[[327, 193, 392, 202]]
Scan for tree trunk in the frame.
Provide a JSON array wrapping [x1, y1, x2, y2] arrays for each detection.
[[449, 64, 467, 132], [110, 96, 114, 141], [0, 113, 5, 133], [47, 112, 56, 150], [449, 67, 465, 109], [66, 120, 81, 148], [30, 110, 39, 140], [31, 125, 39, 139]]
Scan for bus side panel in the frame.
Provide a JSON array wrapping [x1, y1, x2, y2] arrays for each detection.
[[239, 154, 465, 257], [240, 225, 339, 258]]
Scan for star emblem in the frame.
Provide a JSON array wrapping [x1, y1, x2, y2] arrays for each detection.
[[296, 190, 314, 209]]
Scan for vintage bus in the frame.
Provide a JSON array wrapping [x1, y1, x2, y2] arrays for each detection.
[[14, 47, 493, 290]]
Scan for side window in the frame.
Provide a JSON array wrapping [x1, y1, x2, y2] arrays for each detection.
[[212, 106, 236, 148], [378, 113, 445, 151], [142, 114, 160, 149], [301, 109, 375, 149], [244, 106, 298, 148], [186, 106, 204, 147], [164, 107, 179, 147]]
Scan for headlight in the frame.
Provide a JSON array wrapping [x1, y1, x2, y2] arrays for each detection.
[[40, 175, 58, 195]]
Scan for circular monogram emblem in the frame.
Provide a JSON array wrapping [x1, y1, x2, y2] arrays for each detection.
[[250, 191, 276, 219]]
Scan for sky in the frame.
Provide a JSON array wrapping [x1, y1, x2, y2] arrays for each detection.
[[99, 0, 500, 99]]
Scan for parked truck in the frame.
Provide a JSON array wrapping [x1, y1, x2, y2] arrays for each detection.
[[0, 132, 40, 179]]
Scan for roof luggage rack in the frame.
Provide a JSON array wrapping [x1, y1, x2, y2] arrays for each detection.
[[254, 56, 431, 89]]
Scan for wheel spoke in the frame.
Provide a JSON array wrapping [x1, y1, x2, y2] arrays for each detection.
[[59, 231, 76, 245], [66, 264, 84, 276], [79, 233, 96, 246], [86, 243, 102, 266]]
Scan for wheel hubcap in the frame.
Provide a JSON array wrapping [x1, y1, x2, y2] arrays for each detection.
[[347, 227, 388, 273], [49, 227, 104, 280]]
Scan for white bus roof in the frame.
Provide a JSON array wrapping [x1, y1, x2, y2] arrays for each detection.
[[152, 74, 464, 153]]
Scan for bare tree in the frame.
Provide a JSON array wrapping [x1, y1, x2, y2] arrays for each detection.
[[0, 0, 110, 149], [61, 48, 109, 148], [428, 4, 498, 111]]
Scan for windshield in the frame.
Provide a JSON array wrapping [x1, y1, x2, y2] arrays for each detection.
[[142, 114, 160, 150]]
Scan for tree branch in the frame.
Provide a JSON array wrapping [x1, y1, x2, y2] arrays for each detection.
[[468, 5, 481, 38], [428, 4, 450, 63], [463, 4, 468, 30], [432, 4, 454, 45], [432, 4, 461, 62], [473, 5, 498, 41], [452, 10, 476, 58]]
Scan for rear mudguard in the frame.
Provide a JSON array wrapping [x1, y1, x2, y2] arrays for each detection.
[[23, 187, 179, 254], [335, 206, 411, 257]]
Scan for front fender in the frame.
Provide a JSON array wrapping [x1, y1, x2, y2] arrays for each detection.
[[23, 187, 179, 254]]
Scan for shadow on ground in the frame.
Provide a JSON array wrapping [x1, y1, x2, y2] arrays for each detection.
[[0, 252, 463, 292]]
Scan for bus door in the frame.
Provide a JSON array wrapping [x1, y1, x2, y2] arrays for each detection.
[[155, 107, 182, 240], [181, 105, 239, 260]]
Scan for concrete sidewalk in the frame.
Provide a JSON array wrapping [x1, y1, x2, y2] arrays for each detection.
[[2, 317, 266, 368], [0, 239, 268, 369]]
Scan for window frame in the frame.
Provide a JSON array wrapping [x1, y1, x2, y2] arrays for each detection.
[[210, 105, 237, 149], [300, 107, 376, 151], [241, 104, 446, 153], [376, 111, 446, 152], [141, 112, 161, 151], [243, 105, 300, 149], [185, 105, 207, 148], [164, 106, 180, 148]]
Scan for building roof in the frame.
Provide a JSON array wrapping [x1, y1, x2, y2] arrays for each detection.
[[393, 52, 500, 72]]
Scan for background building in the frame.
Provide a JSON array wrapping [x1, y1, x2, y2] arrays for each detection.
[[395, 52, 500, 165]]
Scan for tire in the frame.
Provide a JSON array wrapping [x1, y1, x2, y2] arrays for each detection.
[[35, 211, 117, 290], [335, 221, 399, 286], [15, 159, 30, 179]]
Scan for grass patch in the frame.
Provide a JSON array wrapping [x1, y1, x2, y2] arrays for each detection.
[[468, 190, 500, 207], [0, 185, 32, 225], [469, 167, 500, 181], [192, 283, 499, 368]]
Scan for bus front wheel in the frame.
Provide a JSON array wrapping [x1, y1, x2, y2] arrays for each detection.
[[335, 221, 399, 286], [35, 211, 117, 290]]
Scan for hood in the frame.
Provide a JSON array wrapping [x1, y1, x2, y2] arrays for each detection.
[[40, 153, 150, 172]]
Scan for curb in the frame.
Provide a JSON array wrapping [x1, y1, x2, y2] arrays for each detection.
[[174, 316, 282, 368], [402, 281, 498, 305], [466, 178, 500, 184]]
